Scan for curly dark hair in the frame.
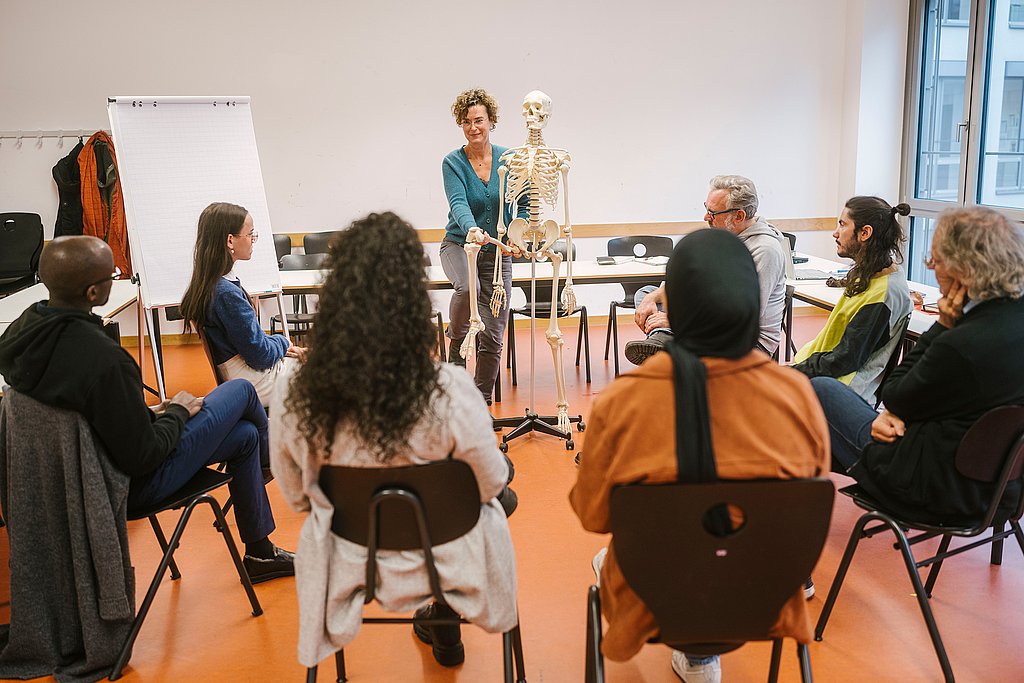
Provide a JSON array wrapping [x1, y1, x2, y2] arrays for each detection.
[[842, 196, 909, 297], [288, 212, 440, 462], [451, 88, 499, 127]]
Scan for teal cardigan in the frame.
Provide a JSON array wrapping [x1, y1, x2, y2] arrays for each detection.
[[442, 144, 526, 250]]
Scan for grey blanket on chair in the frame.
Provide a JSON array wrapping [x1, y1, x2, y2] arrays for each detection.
[[0, 390, 135, 683]]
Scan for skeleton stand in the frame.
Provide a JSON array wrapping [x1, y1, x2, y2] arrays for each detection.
[[493, 249, 584, 453]]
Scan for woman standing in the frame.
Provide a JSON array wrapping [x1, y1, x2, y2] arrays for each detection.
[[270, 212, 518, 669], [180, 202, 303, 406], [440, 88, 522, 403]]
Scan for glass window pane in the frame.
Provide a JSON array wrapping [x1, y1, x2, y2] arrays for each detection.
[[979, 1, 1024, 208], [907, 216, 940, 287], [916, 0, 970, 201]]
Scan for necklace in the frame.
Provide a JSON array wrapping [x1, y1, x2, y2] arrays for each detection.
[[465, 146, 488, 168]]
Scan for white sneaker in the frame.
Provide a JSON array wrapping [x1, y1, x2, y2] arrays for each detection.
[[671, 650, 722, 683], [591, 547, 608, 586]]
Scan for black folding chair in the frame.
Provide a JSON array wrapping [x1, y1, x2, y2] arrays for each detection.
[[507, 240, 590, 385], [601, 235, 673, 376], [272, 253, 327, 341], [814, 406, 1024, 683], [273, 234, 292, 266], [0, 212, 44, 297], [586, 479, 834, 683], [303, 230, 344, 255], [306, 460, 526, 682], [110, 467, 262, 679]]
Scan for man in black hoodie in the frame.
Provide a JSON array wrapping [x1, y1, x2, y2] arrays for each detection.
[[0, 236, 293, 583]]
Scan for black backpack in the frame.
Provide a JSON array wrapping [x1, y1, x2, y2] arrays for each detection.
[[51, 139, 84, 237]]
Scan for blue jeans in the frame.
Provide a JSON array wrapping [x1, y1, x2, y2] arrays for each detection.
[[127, 379, 275, 544], [810, 376, 877, 472]]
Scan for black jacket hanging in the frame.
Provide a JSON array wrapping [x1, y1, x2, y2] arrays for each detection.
[[51, 139, 84, 237]]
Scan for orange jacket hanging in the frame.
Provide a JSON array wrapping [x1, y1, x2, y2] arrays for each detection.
[[79, 131, 132, 275]]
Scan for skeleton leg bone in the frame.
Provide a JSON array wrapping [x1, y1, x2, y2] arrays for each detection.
[[541, 248, 571, 433]]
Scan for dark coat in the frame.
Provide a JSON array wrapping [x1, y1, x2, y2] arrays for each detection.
[[0, 390, 134, 683], [852, 296, 1024, 523]]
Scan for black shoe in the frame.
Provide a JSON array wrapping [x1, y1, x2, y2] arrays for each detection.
[[448, 340, 467, 368], [497, 486, 518, 517], [243, 546, 295, 584], [804, 577, 815, 600], [624, 330, 674, 366], [261, 466, 274, 485], [413, 602, 465, 667]]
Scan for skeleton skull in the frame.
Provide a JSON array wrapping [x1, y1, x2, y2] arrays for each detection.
[[522, 90, 552, 130]]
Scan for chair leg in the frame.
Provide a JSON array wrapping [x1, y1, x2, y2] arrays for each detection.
[[603, 302, 613, 360], [436, 312, 446, 362], [335, 649, 347, 682], [147, 515, 181, 581], [1012, 520, 1024, 557], [815, 513, 874, 640], [582, 308, 591, 384], [923, 534, 952, 597], [509, 314, 518, 386], [111, 495, 215, 680], [503, 631, 515, 683], [207, 495, 263, 617], [611, 305, 620, 377], [494, 369, 502, 404], [585, 585, 604, 683], [768, 638, 783, 683], [305, 665, 317, 683], [991, 521, 1005, 565], [512, 623, 526, 683], [797, 642, 813, 683], [575, 312, 584, 367]]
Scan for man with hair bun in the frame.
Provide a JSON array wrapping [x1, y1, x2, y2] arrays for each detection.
[[792, 197, 913, 403], [813, 206, 1024, 521], [627, 174, 787, 364]]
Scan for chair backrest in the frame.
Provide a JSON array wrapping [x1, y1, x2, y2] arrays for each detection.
[[513, 240, 575, 305], [195, 327, 227, 385], [319, 460, 482, 603], [873, 314, 911, 407], [606, 235, 673, 300], [781, 231, 797, 251], [303, 231, 343, 255], [280, 253, 327, 271], [609, 479, 834, 648], [955, 406, 1024, 522], [0, 213, 44, 279], [273, 234, 292, 266]]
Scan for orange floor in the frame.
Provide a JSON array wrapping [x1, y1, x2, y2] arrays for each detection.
[[4, 314, 1024, 682]]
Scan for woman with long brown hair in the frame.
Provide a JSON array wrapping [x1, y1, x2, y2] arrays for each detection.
[[180, 202, 302, 405], [270, 211, 517, 670]]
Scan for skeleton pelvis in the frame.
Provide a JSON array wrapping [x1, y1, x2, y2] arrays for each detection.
[[508, 217, 560, 257]]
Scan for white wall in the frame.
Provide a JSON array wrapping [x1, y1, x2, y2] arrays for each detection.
[[0, 0, 910, 334]]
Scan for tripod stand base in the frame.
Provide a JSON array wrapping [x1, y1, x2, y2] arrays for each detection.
[[493, 410, 586, 452]]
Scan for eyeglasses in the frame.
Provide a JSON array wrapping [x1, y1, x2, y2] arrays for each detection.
[[461, 116, 490, 129], [704, 202, 740, 218], [238, 230, 259, 244], [86, 266, 121, 290]]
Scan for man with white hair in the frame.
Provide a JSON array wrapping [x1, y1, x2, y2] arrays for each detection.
[[626, 175, 787, 364]]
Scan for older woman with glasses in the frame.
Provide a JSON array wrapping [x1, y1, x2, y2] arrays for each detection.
[[812, 205, 1024, 522], [180, 202, 303, 406], [439, 88, 525, 404]]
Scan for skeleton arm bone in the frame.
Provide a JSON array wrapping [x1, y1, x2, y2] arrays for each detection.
[[489, 167, 509, 317], [558, 160, 576, 312]]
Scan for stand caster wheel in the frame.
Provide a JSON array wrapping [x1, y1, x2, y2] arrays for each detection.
[[499, 442, 508, 453], [577, 421, 586, 432], [566, 439, 575, 451]]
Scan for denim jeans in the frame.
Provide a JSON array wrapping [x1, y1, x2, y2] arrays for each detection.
[[440, 239, 512, 400], [810, 376, 878, 472], [127, 379, 275, 544]]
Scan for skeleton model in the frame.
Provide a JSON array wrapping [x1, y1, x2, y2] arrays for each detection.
[[461, 90, 581, 445]]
